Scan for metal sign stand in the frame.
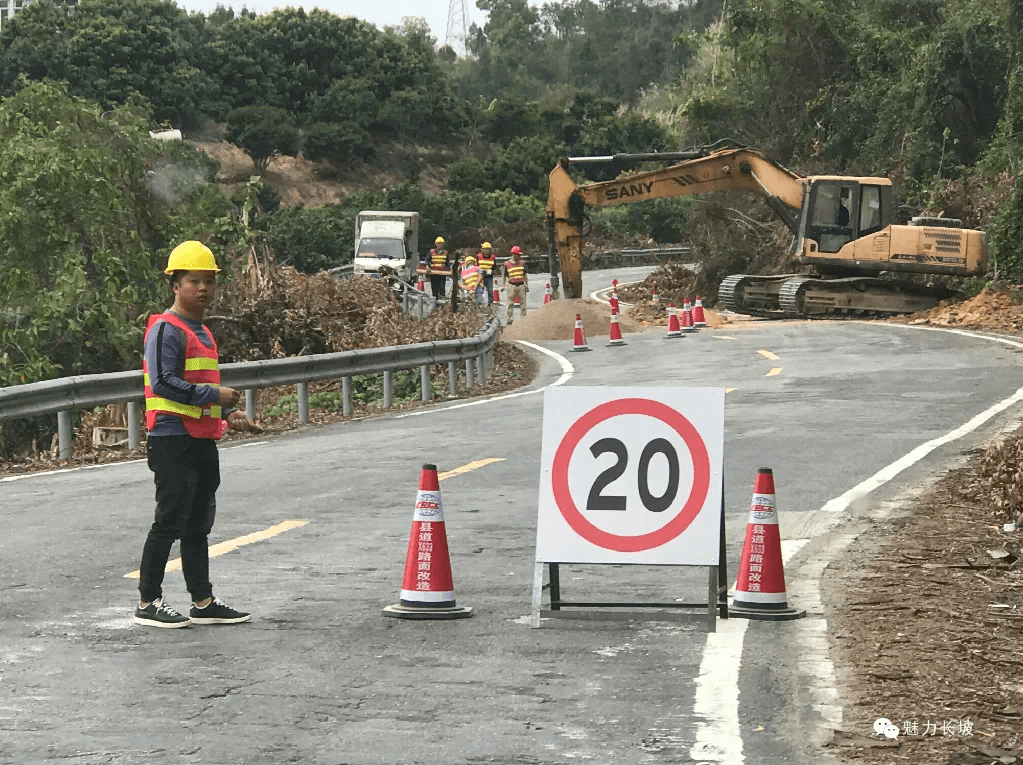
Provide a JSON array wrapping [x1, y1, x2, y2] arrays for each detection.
[[530, 478, 728, 631]]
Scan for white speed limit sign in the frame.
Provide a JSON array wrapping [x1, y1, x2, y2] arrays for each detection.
[[535, 386, 724, 565]]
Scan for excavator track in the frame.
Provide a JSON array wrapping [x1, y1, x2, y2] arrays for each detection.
[[717, 273, 802, 317], [777, 276, 956, 317]]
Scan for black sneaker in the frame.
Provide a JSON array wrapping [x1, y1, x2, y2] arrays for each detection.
[[190, 597, 251, 625], [134, 598, 192, 629]]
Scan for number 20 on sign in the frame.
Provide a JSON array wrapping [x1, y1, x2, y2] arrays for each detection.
[[535, 387, 724, 566]]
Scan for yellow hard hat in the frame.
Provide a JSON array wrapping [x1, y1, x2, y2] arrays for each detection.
[[164, 240, 220, 274], [464, 255, 477, 264], [435, 236, 445, 245], [482, 242, 492, 249]]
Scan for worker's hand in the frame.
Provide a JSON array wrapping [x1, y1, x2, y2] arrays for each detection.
[[218, 386, 241, 408], [227, 411, 262, 432]]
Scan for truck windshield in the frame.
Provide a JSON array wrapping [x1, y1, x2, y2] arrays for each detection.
[[356, 239, 405, 259]]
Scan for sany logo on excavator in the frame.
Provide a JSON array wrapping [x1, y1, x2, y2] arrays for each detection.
[[604, 173, 705, 200]]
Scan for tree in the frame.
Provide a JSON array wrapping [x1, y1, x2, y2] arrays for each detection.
[[0, 81, 193, 387], [225, 106, 299, 173], [302, 122, 375, 169]]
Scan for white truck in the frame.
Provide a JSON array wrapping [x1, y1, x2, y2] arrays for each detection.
[[352, 211, 420, 282]]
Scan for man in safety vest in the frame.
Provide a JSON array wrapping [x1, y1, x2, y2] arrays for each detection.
[[427, 236, 451, 300], [477, 242, 496, 305], [137, 240, 256, 629], [502, 245, 529, 324], [459, 255, 486, 306]]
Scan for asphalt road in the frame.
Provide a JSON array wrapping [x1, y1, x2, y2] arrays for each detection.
[[3, 269, 1022, 765]]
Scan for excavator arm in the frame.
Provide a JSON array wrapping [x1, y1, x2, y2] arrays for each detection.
[[546, 144, 807, 298]]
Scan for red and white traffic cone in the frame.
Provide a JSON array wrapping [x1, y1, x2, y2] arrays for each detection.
[[571, 314, 591, 352], [493, 281, 501, 304], [651, 287, 660, 304], [665, 302, 683, 339], [682, 298, 696, 333], [609, 289, 620, 314], [730, 468, 805, 621], [693, 295, 707, 327], [607, 311, 626, 347], [543, 283, 552, 305], [384, 464, 473, 620], [416, 273, 426, 292]]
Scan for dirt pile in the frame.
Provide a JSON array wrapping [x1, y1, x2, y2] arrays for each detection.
[[893, 287, 1023, 334], [625, 301, 728, 328], [832, 424, 1023, 765], [617, 261, 700, 305], [500, 298, 643, 342]]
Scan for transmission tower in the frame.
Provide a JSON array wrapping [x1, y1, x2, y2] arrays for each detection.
[[446, 0, 468, 55]]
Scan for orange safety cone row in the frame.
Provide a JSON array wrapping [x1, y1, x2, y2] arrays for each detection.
[[693, 295, 707, 327], [665, 302, 683, 339], [682, 298, 696, 333], [730, 468, 805, 621], [384, 464, 473, 620], [543, 283, 553, 305], [607, 310, 626, 347], [571, 314, 592, 352]]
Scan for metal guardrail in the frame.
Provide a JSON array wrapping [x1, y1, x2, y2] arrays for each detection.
[[589, 247, 693, 267], [0, 319, 500, 460]]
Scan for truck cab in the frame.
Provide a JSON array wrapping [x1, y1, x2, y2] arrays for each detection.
[[352, 211, 420, 283]]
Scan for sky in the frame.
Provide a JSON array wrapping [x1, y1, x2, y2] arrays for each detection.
[[171, 0, 538, 50]]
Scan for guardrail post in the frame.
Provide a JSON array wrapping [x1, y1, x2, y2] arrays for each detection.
[[478, 352, 487, 385], [245, 389, 257, 421], [383, 370, 393, 409], [297, 382, 309, 424], [448, 361, 457, 396], [342, 376, 353, 415], [465, 357, 475, 389], [417, 293, 425, 319], [57, 409, 72, 460], [402, 289, 410, 313], [127, 401, 140, 449], [421, 365, 432, 401]]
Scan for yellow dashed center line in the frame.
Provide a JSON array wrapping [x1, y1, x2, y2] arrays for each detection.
[[123, 460, 504, 579], [766, 367, 783, 377], [124, 519, 308, 579], [439, 458, 504, 480], [757, 349, 780, 361]]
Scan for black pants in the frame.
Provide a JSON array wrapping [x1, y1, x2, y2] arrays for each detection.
[[483, 273, 494, 304], [429, 275, 446, 299], [139, 435, 219, 603]]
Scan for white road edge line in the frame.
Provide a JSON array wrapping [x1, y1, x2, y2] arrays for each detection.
[[590, 281, 639, 307], [690, 322, 1023, 763], [395, 341, 574, 418]]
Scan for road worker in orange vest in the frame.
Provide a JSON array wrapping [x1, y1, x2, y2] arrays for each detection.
[[477, 242, 496, 305], [137, 240, 256, 629], [459, 254, 486, 306], [502, 245, 529, 324], [427, 236, 451, 300]]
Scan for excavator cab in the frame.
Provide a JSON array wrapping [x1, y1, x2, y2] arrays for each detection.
[[800, 179, 893, 255]]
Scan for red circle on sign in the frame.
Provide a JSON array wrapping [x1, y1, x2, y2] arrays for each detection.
[[551, 398, 711, 552]]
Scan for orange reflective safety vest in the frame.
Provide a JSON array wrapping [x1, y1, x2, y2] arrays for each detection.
[[477, 252, 495, 272], [143, 311, 225, 439], [506, 260, 526, 285], [429, 248, 448, 273], [460, 264, 482, 290]]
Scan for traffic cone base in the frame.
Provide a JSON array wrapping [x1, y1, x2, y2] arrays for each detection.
[[731, 468, 805, 621], [384, 464, 473, 620]]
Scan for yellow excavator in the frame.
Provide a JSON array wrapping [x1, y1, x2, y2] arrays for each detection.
[[545, 139, 987, 317]]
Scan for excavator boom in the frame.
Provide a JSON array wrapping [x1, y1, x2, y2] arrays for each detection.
[[546, 145, 806, 298]]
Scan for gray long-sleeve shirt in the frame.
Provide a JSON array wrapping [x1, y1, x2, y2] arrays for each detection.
[[144, 312, 228, 437]]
